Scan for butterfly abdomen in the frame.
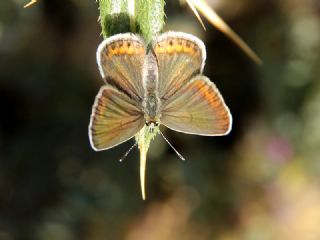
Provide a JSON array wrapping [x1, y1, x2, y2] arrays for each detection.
[[142, 52, 161, 123]]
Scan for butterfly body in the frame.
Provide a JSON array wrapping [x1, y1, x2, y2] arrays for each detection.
[[142, 53, 161, 125]]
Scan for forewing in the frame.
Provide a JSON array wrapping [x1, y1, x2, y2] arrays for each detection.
[[161, 76, 232, 136], [89, 85, 145, 151], [153, 31, 206, 99], [97, 33, 146, 100]]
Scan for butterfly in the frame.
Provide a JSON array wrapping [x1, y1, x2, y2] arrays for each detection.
[[89, 31, 232, 198]]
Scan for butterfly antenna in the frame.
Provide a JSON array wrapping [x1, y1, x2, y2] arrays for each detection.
[[119, 141, 138, 162], [159, 130, 185, 161]]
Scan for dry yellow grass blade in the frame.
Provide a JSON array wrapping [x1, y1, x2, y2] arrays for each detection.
[[24, 0, 37, 8], [186, 0, 262, 65], [185, 0, 206, 30]]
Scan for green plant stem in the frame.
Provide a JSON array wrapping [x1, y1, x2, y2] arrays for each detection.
[[98, 0, 165, 43], [135, 0, 165, 43]]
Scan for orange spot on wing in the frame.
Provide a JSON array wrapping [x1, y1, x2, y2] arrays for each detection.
[[127, 47, 134, 55], [155, 46, 165, 53], [119, 46, 126, 54], [174, 44, 183, 52], [135, 46, 144, 55], [166, 45, 174, 54]]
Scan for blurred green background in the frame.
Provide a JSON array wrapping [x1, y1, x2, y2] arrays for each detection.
[[1, 0, 320, 239]]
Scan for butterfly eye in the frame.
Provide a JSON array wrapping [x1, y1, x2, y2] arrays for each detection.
[[145, 121, 159, 127]]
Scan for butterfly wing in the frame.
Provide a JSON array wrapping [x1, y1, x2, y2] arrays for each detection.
[[89, 85, 145, 151], [97, 33, 146, 100], [161, 76, 232, 136], [152, 31, 206, 99]]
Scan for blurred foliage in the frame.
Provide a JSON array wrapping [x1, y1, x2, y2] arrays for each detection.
[[0, 0, 320, 239]]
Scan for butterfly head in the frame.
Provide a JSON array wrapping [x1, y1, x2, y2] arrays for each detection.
[[146, 120, 159, 133]]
